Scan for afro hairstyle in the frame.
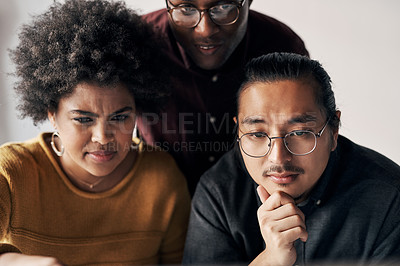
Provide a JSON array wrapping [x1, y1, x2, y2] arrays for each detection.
[[10, 0, 170, 125]]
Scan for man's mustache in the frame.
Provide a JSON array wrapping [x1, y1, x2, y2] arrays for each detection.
[[263, 165, 305, 176]]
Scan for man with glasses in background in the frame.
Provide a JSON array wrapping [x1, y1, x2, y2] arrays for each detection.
[[183, 53, 400, 264], [138, 0, 309, 195]]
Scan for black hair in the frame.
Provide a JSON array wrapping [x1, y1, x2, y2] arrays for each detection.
[[10, 0, 169, 125], [237, 52, 340, 129]]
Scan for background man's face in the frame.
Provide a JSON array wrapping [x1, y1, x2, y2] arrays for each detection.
[[167, 0, 249, 70], [236, 80, 338, 202]]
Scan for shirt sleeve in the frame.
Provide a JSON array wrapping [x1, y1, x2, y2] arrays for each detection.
[[0, 174, 19, 254], [159, 169, 191, 264], [182, 174, 246, 264], [370, 190, 400, 262]]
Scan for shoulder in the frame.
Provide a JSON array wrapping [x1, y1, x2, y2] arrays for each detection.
[[0, 135, 45, 169], [142, 9, 169, 33], [140, 143, 179, 170], [191, 148, 259, 232], [247, 10, 309, 56], [138, 143, 188, 190], [0, 134, 50, 185], [195, 147, 254, 199], [199, 148, 241, 185], [142, 8, 166, 22], [141, 9, 174, 53], [134, 144, 191, 213], [336, 135, 400, 191], [248, 10, 296, 34]]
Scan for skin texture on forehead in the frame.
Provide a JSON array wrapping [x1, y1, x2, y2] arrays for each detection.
[[238, 80, 324, 126], [167, 0, 251, 70]]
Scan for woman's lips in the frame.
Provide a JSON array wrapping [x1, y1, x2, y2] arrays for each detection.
[[268, 173, 299, 184], [87, 151, 116, 163]]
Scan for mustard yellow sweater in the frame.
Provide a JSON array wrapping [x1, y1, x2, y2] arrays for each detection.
[[0, 133, 191, 265]]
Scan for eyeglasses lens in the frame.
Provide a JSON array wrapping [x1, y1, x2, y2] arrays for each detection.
[[284, 132, 317, 155], [240, 131, 317, 157], [171, 4, 239, 28]]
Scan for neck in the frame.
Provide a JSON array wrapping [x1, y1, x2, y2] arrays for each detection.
[[59, 150, 137, 193]]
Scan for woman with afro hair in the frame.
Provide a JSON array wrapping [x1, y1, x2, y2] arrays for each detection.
[[0, 0, 190, 264]]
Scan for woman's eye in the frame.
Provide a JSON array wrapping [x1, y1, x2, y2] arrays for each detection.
[[111, 114, 129, 122], [73, 117, 93, 124]]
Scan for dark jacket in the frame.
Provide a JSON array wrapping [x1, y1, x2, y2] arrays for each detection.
[[183, 135, 400, 264]]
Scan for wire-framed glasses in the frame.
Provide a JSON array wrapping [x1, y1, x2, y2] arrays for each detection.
[[166, 0, 247, 28], [237, 119, 330, 157]]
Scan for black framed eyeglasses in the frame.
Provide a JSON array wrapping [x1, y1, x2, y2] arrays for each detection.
[[237, 119, 330, 157], [166, 0, 247, 28]]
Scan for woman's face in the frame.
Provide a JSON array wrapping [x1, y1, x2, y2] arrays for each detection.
[[48, 82, 136, 180]]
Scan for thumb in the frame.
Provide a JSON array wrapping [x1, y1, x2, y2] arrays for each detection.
[[256, 185, 270, 203]]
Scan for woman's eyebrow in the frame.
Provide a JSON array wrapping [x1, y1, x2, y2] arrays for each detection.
[[68, 107, 133, 117], [109, 107, 133, 116], [69, 110, 98, 117]]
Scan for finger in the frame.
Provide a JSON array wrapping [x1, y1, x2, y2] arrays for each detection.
[[272, 214, 307, 233], [272, 202, 306, 222], [281, 225, 309, 243], [257, 185, 270, 203], [263, 191, 295, 211]]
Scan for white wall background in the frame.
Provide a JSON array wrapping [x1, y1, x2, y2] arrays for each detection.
[[1, 0, 399, 165]]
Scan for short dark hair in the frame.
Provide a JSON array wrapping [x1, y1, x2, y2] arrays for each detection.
[[10, 0, 169, 125], [237, 52, 340, 129]]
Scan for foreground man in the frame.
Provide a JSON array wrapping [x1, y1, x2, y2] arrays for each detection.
[[183, 53, 400, 265]]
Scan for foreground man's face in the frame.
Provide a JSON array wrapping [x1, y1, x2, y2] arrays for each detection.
[[236, 80, 338, 203]]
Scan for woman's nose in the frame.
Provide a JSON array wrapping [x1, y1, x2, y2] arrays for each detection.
[[91, 123, 115, 145]]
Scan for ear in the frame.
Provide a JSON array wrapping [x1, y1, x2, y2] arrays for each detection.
[[48, 111, 57, 129], [233, 116, 238, 125], [330, 110, 341, 151]]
